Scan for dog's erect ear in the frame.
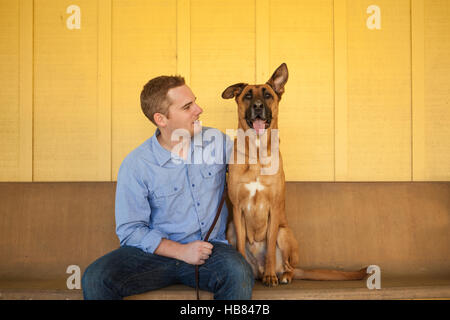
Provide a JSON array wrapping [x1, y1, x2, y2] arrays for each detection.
[[222, 83, 248, 99], [266, 63, 288, 98]]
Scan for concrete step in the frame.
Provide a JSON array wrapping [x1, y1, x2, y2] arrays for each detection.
[[1, 275, 449, 300]]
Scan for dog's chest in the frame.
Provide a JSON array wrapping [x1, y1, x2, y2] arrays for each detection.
[[240, 178, 269, 216], [239, 178, 270, 242], [244, 177, 265, 198]]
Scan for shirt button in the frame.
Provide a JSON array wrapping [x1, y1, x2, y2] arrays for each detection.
[[197, 202, 200, 206], [192, 184, 195, 187], [201, 222, 204, 225], [208, 172, 211, 176], [174, 187, 178, 191]]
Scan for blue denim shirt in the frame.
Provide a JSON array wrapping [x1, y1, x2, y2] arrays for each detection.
[[115, 126, 232, 254]]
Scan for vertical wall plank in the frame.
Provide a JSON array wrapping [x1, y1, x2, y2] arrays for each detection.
[[255, 0, 269, 84], [190, 0, 255, 134], [111, 0, 177, 180], [346, 0, 411, 181], [177, 0, 191, 84], [334, 0, 348, 181], [0, 1, 20, 181], [98, 0, 112, 181], [411, 0, 424, 181], [34, 0, 100, 181], [19, 0, 33, 181], [418, 0, 450, 180], [271, 0, 335, 181]]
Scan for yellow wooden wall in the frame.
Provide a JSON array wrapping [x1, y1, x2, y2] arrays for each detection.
[[0, 0, 449, 182]]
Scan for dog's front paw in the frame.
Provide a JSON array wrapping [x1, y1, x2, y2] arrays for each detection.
[[262, 273, 279, 287]]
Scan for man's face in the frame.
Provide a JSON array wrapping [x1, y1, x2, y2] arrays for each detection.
[[165, 85, 203, 137]]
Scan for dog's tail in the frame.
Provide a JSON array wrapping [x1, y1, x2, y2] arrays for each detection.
[[293, 267, 368, 281]]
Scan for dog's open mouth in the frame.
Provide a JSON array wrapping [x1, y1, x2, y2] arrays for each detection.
[[246, 116, 271, 135]]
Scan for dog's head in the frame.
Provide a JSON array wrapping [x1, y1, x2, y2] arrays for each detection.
[[222, 63, 288, 135]]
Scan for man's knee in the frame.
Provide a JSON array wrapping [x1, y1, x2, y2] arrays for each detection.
[[82, 263, 99, 291], [82, 260, 120, 300], [232, 258, 254, 285], [82, 263, 101, 298], [212, 252, 254, 299], [220, 251, 255, 288]]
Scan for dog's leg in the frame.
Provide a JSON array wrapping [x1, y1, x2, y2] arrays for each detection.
[[233, 205, 247, 259], [263, 208, 280, 286], [277, 226, 299, 284]]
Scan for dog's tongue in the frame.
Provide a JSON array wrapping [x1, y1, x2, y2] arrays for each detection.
[[253, 119, 266, 135]]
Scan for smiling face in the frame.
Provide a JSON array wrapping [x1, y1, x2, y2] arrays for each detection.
[[164, 84, 203, 137]]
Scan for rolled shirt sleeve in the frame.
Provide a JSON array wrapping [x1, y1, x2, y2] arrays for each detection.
[[115, 157, 168, 254]]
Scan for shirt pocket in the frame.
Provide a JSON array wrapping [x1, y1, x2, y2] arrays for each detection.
[[201, 164, 226, 187], [151, 183, 184, 209]]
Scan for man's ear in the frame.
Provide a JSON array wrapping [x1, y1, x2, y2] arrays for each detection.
[[221, 83, 248, 99], [153, 112, 167, 127], [266, 63, 288, 98]]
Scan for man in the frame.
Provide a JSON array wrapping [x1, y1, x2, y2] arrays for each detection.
[[82, 75, 254, 300]]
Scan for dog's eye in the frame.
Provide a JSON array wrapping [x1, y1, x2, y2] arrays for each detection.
[[264, 93, 272, 99], [244, 93, 252, 100]]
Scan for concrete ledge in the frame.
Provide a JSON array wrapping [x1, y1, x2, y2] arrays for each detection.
[[1, 276, 449, 300]]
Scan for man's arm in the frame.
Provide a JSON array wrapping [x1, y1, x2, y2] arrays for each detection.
[[155, 238, 213, 265], [115, 158, 168, 254], [116, 157, 213, 265]]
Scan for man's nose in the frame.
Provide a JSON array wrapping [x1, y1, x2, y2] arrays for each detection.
[[194, 103, 203, 115]]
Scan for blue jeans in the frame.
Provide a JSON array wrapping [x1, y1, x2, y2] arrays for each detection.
[[82, 242, 254, 300]]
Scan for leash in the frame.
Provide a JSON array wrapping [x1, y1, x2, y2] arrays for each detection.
[[195, 184, 228, 300]]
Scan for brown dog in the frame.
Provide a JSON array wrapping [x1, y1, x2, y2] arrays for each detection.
[[222, 63, 367, 286]]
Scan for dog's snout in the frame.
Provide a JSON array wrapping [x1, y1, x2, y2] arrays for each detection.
[[253, 100, 263, 109]]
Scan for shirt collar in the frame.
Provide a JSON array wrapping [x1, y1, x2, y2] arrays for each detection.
[[151, 128, 173, 167], [151, 128, 203, 167]]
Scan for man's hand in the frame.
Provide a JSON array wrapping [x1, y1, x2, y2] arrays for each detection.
[[154, 238, 213, 265], [179, 240, 213, 265]]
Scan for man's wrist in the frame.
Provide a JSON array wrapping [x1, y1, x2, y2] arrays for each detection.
[[171, 240, 184, 261], [154, 238, 185, 261]]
